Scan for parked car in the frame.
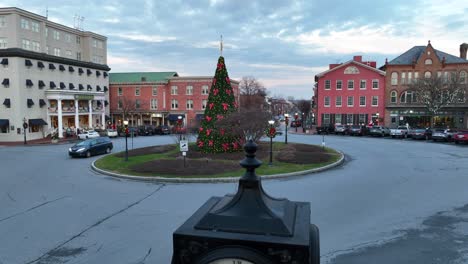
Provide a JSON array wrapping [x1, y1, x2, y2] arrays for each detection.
[[117, 127, 138, 137], [432, 128, 449, 142], [349, 125, 368, 136], [316, 125, 335, 134], [445, 129, 458, 142], [69, 137, 113, 158], [154, 125, 171, 135], [138, 125, 154, 136], [78, 130, 100, 140], [409, 128, 432, 140], [106, 129, 118, 138], [369, 126, 390, 137], [454, 130, 468, 144], [334, 124, 350, 135], [390, 126, 410, 138]]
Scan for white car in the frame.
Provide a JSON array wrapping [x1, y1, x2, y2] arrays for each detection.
[[78, 130, 100, 140], [106, 129, 118, 138]]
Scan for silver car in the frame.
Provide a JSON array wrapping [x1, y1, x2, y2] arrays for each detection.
[[432, 129, 448, 142]]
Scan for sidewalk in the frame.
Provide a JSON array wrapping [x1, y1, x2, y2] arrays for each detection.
[[0, 136, 80, 147]]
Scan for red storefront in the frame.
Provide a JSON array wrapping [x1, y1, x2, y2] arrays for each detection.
[[315, 56, 386, 126]]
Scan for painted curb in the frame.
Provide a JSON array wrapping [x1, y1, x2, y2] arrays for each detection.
[[91, 150, 345, 184]]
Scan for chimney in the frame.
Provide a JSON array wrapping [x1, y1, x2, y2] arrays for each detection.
[[353, 55, 362, 62], [460, 43, 468, 59]]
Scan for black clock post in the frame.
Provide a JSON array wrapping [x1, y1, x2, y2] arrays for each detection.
[[171, 140, 320, 264]]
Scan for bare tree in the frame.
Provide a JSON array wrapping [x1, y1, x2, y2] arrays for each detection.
[[239, 76, 268, 110], [297, 99, 311, 128], [408, 73, 467, 126], [216, 109, 270, 144]]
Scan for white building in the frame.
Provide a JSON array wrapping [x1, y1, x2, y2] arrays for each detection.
[[0, 7, 110, 142]]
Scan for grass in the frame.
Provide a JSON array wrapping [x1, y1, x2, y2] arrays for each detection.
[[94, 143, 342, 178]]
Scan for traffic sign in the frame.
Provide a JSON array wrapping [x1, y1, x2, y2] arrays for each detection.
[[180, 140, 188, 152]]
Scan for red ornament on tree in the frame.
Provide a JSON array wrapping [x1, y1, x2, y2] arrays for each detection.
[[222, 103, 228, 111], [217, 114, 224, 120], [199, 127, 204, 132], [222, 143, 230, 151], [208, 140, 214, 146], [213, 89, 219, 96], [220, 128, 225, 136], [226, 77, 230, 84], [226, 89, 232, 95], [209, 103, 214, 110], [197, 140, 204, 147], [205, 116, 212, 122], [206, 129, 212, 136]]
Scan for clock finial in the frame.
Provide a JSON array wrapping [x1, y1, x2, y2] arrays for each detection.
[[220, 35, 223, 56]]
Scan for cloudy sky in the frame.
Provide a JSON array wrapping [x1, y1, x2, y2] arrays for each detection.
[[3, 0, 467, 99]]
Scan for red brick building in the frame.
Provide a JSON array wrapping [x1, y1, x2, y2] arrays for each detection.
[[381, 41, 468, 128], [109, 72, 239, 128], [315, 56, 386, 126]]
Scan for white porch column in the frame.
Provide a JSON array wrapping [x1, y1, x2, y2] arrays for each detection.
[[74, 99, 79, 131], [101, 100, 105, 128], [88, 100, 93, 128], [57, 99, 63, 138], [47, 113, 51, 131]]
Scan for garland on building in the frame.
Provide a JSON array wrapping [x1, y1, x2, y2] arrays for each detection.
[[197, 56, 239, 153]]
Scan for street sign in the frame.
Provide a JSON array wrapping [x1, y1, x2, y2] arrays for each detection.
[[179, 140, 188, 152]]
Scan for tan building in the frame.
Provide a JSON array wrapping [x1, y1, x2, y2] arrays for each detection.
[[0, 7, 110, 142], [381, 41, 468, 128]]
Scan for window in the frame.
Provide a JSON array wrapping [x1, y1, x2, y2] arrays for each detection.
[[202, 85, 209, 95], [66, 50, 72, 57], [45, 27, 48, 37], [21, 18, 29, 30], [118, 87, 123, 96], [65, 34, 71, 42], [53, 48, 60, 56], [359, 96, 366, 106], [424, 71, 432, 78], [335, 114, 342, 124], [408, 72, 413, 84], [336, 96, 342, 107], [76, 52, 81, 61], [171, 86, 178, 95], [0, 38, 7, 49], [31, 21, 39, 32], [347, 114, 353, 124], [150, 99, 158, 109], [359, 114, 366, 124], [76, 36, 81, 44], [391, 72, 398, 85], [22, 39, 30, 50], [323, 114, 330, 125], [0, 16, 6, 27], [372, 96, 378, 106], [135, 99, 141, 109], [414, 72, 419, 80], [32, 41, 40, 51], [53, 30, 60, 40], [401, 72, 406, 84], [324, 96, 330, 107], [171, 99, 178, 109], [98, 41, 103, 49], [135, 87, 140, 96], [93, 39, 98, 48], [152, 86, 158, 96], [118, 100, 122, 109], [186, 99, 194, 109], [400, 91, 417, 103], [347, 96, 354, 106], [186, 85, 193, 95], [347, 80, 354, 89], [390, 91, 397, 103], [460, 71, 467, 83], [372, 79, 379, 89], [336, 80, 342, 90], [202, 99, 208, 109], [45, 46, 49, 54], [325, 80, 331, 90], [425, 59, 433, 65], [360, 80, 366, 89]]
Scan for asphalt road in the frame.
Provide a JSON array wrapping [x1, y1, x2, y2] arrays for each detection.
[[1, 133, 468, 264]]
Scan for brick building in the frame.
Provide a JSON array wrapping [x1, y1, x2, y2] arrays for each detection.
[[381, 41, 468, 128], [315, 56, 386, 127], [109, 72, 239, 129]]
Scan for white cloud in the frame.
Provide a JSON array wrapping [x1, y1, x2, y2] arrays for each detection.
[[108, 33, 177, 43], [101, 18, 120, 24]]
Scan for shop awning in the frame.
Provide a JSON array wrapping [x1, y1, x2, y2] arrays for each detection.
[[39, 99, 46, 107], [87, 84, 92, 91], [87, 69, 92, 75], [96, 85, 101, 91], [26, 79, 33, 86], [2, 78, 9, 86], [50, 81, 56, 88], [167, 114, 185, 121], [79, 84, 84, 90], [3, 99, 10, 108], [0, 119, 9, 127], [29, 119, 47, 126], [0, 58, 8, 65], [103, 72, 108, 78], [49, 63, 56, 70], [60, 82, 66, 89], [38, 80, 45, 88], [69, 83, 75, 89], [27, 99, 34, 107], [59, 65, 66, 71], [69, 66, 74, 72], [78, 68, 84, 74], [196, 114, 205, 120], [37, 61, 45, 68], [25, 59, 33, 67], [96, 71, 101, 77]]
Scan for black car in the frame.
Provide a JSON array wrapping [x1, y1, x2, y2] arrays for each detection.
[[349, 125, 368, 136], [316, 125, 335, 134], [410, 128, 432, 140], [138, 125, 154, 136], [154, 125, 171, 135], [69, 137, 113, 158]]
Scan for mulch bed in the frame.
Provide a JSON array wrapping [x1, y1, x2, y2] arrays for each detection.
[[127, 142, 335, 176]]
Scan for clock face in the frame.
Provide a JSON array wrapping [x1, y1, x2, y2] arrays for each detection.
[[208, 259, 254, 264]]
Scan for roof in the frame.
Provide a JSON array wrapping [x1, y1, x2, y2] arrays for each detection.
[[315, 60, 386, 78], [109, 72, 179, 83], [387, 46, 468, 65]]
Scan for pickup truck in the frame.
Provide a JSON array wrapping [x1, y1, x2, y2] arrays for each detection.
[[390, 126, 410, 138]]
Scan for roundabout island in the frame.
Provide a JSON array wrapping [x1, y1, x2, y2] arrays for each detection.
[[92, 141, 344, 183]]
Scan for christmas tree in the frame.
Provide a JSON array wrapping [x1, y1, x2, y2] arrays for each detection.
[[197, 56, 239, 153]]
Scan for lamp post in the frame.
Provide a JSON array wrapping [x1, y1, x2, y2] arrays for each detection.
[[267, 120, 275, 166], [177, 115, 183, 141], [376, 112, 380, 125], [302, 112, 305, 133], [294, 112, 299, 132], [123, 120, 129, 161], [22, 117, 28, 145], [284, 113, 289, 144]]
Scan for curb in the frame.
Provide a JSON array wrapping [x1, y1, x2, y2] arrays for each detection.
[[91, 150, 345, 184]]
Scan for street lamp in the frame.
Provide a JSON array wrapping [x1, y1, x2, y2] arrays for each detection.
[[294, 112, 299, 132], [177, 115, 183, 141], [22, 117, 28, 145], [376, 112, 380, 125], [302, 112, 305, 133], [284, 113, 289, 144], [267, 120, 275, 166], [123, 120, 129, 161]]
